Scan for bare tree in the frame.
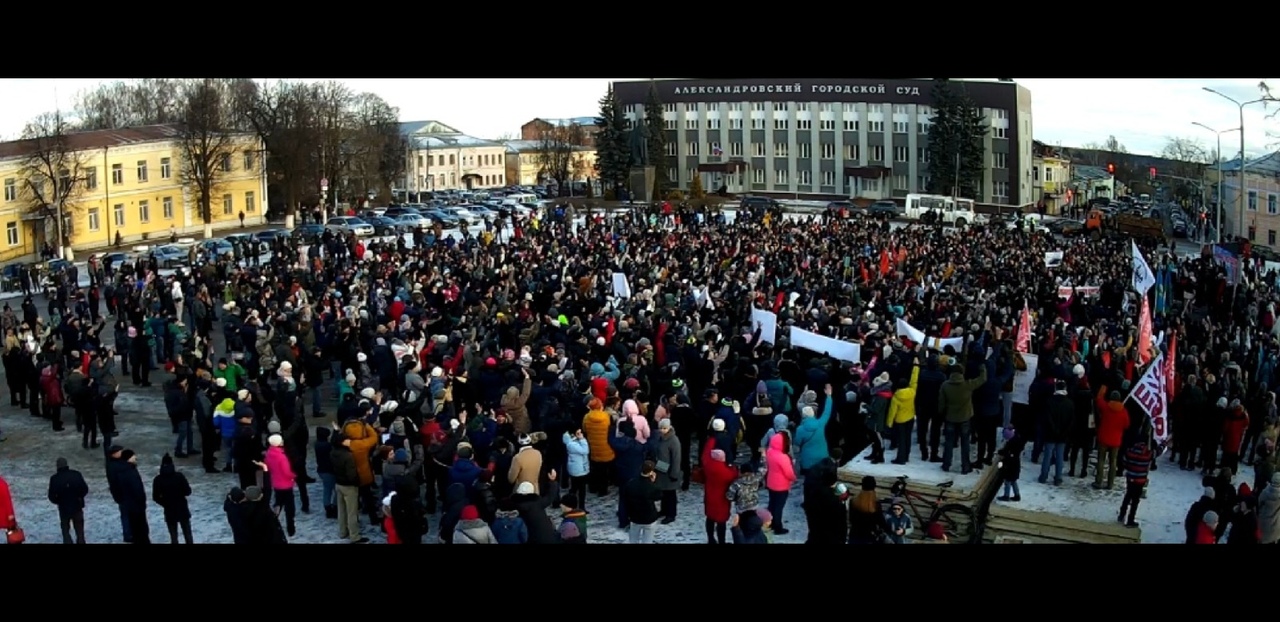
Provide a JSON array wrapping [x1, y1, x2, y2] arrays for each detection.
[[176, 79, 242, 238], [72, 79, 185, 130], [345, 91, 405, 202], [310, 82, 355, 207], [494, 132, 517, 141], [238, 81, 319, 220], [18, 111, 88, 258], [535, 123, 585, 195], [1161, 136, 1207, 163]]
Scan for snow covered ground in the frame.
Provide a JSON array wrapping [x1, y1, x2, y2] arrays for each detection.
[[839, 449, 989, 495], [987, 442, 1253, 544], [0, 385, 812, 544]]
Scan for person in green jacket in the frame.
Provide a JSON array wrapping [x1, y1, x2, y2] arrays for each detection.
[[938, 353, 989, 475], [213, 358, 248, 393]]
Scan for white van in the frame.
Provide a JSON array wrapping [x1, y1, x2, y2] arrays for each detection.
[[904, 193, 980, 227], [503, 193, 538, 206]]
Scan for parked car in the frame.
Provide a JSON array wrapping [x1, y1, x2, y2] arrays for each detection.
[[325, 216, 375, 236], [383, 206, 421, 219], [198, 238, 235, 258], [291, 223, 326, 243], [253, 229, 290, 247], [440, 206, 482, 226], [366, 215, 407, 236], [868, 200, 902, 218], [394, 213, 432, 231], [149, 245, 189, 269], [223, 233, 265, 253], [422, 209, 461, 227], [826, 200, 865, 218]]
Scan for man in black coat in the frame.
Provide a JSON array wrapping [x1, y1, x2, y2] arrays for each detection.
[[1038, 380, 1075, 485], [164, 376, 196, 457], [106, 448, 150, 544], [240, 486, 287, 544], [914, 354, 947, 462], [620, 461, 662, 543], [48, 457, 89, 544]]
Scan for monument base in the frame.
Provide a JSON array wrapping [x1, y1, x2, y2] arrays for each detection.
[[629, 166, 656, 204]]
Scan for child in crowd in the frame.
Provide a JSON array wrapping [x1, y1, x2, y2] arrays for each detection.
[[997, 438, 1024, 502]]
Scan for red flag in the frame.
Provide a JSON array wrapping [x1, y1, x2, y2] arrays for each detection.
[[1164, 332, 1177, 398], [859, 262, 869, 284], [879, 249, 890, 277], [772, 291, 785, 314], [1137, 297, 1153, 365], [1015, 303, 1031, 353]]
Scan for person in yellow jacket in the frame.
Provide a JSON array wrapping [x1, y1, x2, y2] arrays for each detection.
[[887, 364, 920, 465]]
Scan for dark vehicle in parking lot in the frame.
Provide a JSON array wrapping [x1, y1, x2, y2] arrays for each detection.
[[149, 245, 188, 269], [383, 206, 421, 219], [826, 201, 865, 218], [868, 200, 902, 218], [366, 215, 407, 236], [291, 223, 326, 243], [422, 209, 460, 227], [254, 229, 290, 246]]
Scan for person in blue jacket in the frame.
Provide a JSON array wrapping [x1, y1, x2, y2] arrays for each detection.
[[794, 384, 834, 473]]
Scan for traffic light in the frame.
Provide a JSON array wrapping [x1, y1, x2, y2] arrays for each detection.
[[1107, 163, 1115, 175], [1149, 166, 1157, 180]]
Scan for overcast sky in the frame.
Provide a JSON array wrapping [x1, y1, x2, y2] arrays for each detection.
[[0, 78, 1276, 159]]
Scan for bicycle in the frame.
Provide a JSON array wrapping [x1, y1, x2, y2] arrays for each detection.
[[881, 475, 977, 544]]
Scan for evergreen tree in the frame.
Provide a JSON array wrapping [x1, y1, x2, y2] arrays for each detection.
[[593, 84, 630, 199], [924, 79, 986, 199], [689, 173, 706, 199], [644, 84, 668, 200]]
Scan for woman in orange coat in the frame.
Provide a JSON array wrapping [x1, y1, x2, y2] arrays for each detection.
[[702, 439, 738, 544], [341, 417, 379, 521], [582, 398, 616, 496]]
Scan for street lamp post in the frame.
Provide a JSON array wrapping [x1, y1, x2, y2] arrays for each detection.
[[1202, 88, 1274, 240], [1191, 121, 1240, 243]]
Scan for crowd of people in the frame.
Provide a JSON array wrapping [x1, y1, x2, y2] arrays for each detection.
[[2, 199, 1280, 545]]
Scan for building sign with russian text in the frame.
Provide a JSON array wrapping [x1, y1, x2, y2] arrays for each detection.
[[669, 82, 923, 97]]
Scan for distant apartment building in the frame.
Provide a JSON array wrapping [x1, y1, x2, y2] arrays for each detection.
[[1217, 152, 1280, 248]]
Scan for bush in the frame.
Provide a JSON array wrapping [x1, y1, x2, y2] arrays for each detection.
[[666, 190, 685, 201], [689, 175, 706, 199]]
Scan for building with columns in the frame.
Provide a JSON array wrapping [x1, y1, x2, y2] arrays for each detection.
[[611, 78, 1034, 205], [400, 121, 508, 194]]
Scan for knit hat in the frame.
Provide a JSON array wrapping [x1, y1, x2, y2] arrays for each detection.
[[460, 505, 480, 521], [56, 457, 68, 469], [228, 487, 245, 503], [245, 486, 264, 501], [711, 418, 726, 432], [161, 453, 174, 466], [390, 420, 405, 436], [127, 327, 137, 338], [755, 508, 773, 524], [360, 388, 375, 399], [237, 389, 250, 401], [431, 367, 443, 378], [383, 401, 399, 413], [357, 352, 367, 362], [1239, 482, 1253, 498], [267, 420, 281, 434], [1072, 364, 1085, 377], [393, 448, 408, 463], [890, 497, 906, 509], [515, 481, 535, 495], [925, 522, 947, 540], [658, 418, 672, 431], [861, 476, 877, 491], [1203, 486, 1215, 500], [801, 406, 815, 418], [278, 361, 292, 372], [560, 521, 581, 539], [1203, 510, 1219, 525], [268, 434, 283, 447], [382, 492, 396, 508], [710, 449, 726, 462], [215, 377, 227, 387], [518, 434, 533, 446]]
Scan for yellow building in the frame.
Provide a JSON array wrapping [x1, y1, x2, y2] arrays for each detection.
[[0, 124, 267, 262], [400, 121, 508, 194], [1031, 149, 1073, 215], [502, 140, 597, 187]]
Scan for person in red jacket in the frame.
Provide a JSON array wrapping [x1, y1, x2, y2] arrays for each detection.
[[701, 441, 738, 545], [1093, 387, 1131, 490], [0, 474, 15, 537], [1194, 510, 1219, 544], [383, 493, 401, 544], [1221, 400, 1250, 475]]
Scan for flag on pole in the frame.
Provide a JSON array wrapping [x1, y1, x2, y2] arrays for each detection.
[[1132, 240, 1155, 295], [1137, 296, 1153, 365], [1016, 302, 1031, 353], [712, 145, 723, 156], [1128, 353, 1169, 445], [1153, 267, 1166, 316], [1164, 332, 1177, 399]]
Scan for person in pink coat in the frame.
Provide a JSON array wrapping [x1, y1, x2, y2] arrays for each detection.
[[264, 434, 299, 537], [765, 432, 797, 535], [619, 399, 651, 444]]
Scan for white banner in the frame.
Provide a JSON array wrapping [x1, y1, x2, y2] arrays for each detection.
[[789, 327, 861, 364], [895, 318, 963, 351], [1132, 240, 1155, 295], [1057, 285, 1100, 299], [612, 272, 632, 299], [1044, 251, 1063, 268], [1128, 354, 1169, 444], [1011, 353, 1039, 405], [751, 308, 778, 344]]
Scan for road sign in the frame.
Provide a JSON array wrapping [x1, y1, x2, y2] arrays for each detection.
[[320, 178, 329, 191]]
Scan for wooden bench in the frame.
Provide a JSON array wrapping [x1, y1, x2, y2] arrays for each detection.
[[981, 504, 1142, 544]]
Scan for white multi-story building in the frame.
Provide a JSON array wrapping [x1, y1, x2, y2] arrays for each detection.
[[611, 78, 1034, 205], [400, 121, 508, 193]]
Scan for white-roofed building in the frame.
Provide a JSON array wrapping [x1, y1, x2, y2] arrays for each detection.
[[400, 121, 508, 194]]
